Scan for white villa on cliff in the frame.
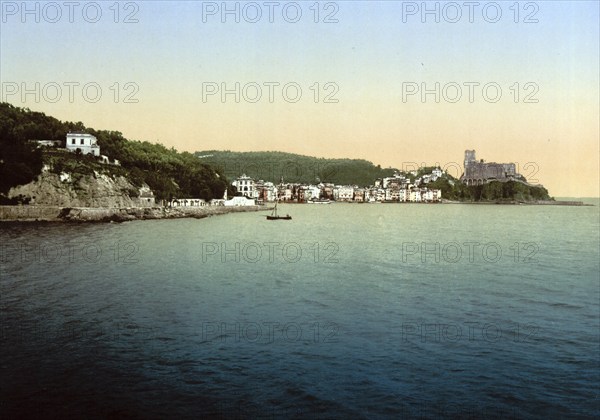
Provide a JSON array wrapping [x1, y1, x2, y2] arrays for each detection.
[[66, 132, 100, 156], [34, 133, 119, 165]]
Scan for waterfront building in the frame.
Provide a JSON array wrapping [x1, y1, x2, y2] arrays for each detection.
[[334, 185, 354, 202], [255, 181, 277, 202], [368, 187, 385, 202], [232, 174, 255, 198], [170, 198, 207, 207], [306, 185, 322, 201], [354, 188, 366, 202], [277, 182, 296, 201], [409, 189, 422, 202], [321, 184, 335, 200], [398, 189, 408, 202], [385, 187, 400, 202], [224, 196, 256, 206]]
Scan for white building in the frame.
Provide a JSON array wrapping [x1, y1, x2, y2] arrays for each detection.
[[210, 199, 225, 206], [232, 174, 255, 198], [368, 188, 385, 202], [267, 183, 278, 202], [385, 186, 405, 201], [399, 189, 408, 202], [34, 139, 62, 148], [334, 185, 354, 202], [424, 189, 442, 202], [382, 173, 407, 189], [279, 186, 293, 201], [170, 198, 207, 207], [409, 189, 422, 202], [255, 180, 278, 202], [66, 132, 100, 156], [224, 196, 256, 206], [422, 189, 434, 202], [306, 185, 322, 201]]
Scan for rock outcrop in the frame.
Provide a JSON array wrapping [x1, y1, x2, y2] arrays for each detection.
[[8, 170, 141, 207]]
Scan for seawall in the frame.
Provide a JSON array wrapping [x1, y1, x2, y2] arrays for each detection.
[[0, 205, 269, 223]]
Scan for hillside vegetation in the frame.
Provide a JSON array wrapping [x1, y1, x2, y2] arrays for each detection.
[[0, 102, 551, 204], [0, 103, 228, 202], [195, 150, 398, 186], [429, 177, 550, 202], [195, 154, 551, 201]]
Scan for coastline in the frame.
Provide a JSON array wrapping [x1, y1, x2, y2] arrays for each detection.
[[439, 199, 591, 206], [281, 200, 591, 206], [0, 199, 592, 223], [0, 205, 271, 223]]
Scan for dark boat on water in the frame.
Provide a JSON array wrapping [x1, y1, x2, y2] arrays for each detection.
[[266, 203, 292, 220]]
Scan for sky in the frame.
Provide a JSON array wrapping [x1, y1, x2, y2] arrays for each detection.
[[1, 0, 598, 196]]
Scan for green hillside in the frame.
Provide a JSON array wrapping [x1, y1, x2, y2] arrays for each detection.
[[0, 102, 228, 201], [0, 102, 552, 204], [195, 150, 398, 186]]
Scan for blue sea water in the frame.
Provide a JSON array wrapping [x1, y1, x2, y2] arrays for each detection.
[[1, 200, 599, 418]]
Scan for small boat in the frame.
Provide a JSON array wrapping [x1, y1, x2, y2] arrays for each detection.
[[266, 202, 292, 220], [307, 199, 332, 204]]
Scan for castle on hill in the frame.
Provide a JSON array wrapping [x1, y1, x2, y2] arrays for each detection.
[[461, 150, 517, 186]]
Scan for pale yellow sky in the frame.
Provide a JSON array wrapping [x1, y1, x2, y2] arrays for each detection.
[[1, 1, 598, 196]]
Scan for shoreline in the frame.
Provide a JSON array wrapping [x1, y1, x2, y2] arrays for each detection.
[[0, 199, 592, 223], [438, 199, 592, 206], [278, 200, 592, 206], [0, 205, 271, 223]]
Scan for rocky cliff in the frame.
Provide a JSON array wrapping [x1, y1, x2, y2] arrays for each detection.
[[8, 169, 143, 207]]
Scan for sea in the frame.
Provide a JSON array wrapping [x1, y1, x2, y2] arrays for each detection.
[[1, 199, 599, 419]]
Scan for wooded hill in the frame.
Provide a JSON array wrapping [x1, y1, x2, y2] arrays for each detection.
[[195, 150, 398, 186], [0, 103, 228, 201], [0, 102, 551, 204]]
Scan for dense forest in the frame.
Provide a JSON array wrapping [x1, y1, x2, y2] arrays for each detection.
[[195, 150, 399, 186], [0, 103, 229, 201]]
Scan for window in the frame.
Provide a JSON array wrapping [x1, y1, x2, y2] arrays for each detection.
[[81, 139, 84, 145], [71, 139, 76, 145]]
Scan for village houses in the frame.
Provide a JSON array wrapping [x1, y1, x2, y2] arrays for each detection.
[[229, 170, 443, 204]]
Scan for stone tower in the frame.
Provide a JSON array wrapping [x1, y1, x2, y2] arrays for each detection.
[[464, 150, 476, 171]]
